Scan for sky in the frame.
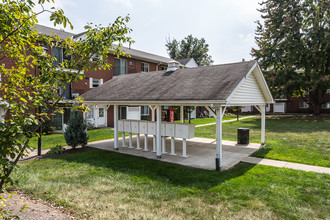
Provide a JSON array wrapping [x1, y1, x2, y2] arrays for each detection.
[[35, 0, 263, 64]]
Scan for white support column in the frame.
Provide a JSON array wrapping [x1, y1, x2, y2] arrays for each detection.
[[136, 134, 141, 150], [156, 105, 162, 158], [182, 138, 188, 157], [128, 133, 133, 148], [215, 106, 223, 171], [180, 106, 184, 123], [161, 136, 167, 154], [144, 134, 148, 151], [170, 137, 176, 156], [114, 105, 119, 150], [261, 105, 266, 145]]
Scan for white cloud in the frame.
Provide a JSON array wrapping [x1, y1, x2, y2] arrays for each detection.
[[113, 0, 133, 7]]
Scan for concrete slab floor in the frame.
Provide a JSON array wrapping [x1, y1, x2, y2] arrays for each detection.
[[88, 136, 262, 171]]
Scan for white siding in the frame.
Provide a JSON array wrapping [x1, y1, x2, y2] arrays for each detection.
[[228, 71, 266, 105]]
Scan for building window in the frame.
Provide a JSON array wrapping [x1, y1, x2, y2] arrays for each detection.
[[87, 108, 94, 119], [141, 63, 149, 72], [52, 47, 63, 66], [299, 102, 309, 109], [89, 78, 103, 88], [91, 53, 101, 62], [161, 66, 167, 70], [99, 108, 104, 117], [141, 106, 149, 115], [52, 47, 70, 66], [114, 58, 127, 76], [322, 102, 330, 109]]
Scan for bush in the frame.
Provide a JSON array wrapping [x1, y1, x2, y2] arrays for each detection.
[[64, 111, 88, 149], [46, 145, 65, 155]]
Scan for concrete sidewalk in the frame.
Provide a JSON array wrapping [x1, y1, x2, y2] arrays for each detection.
[[242, 157, 330, 174], [195, 115, 256, 127]]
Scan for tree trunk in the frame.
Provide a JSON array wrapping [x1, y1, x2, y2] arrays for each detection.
[[313, 103, 321, 115]]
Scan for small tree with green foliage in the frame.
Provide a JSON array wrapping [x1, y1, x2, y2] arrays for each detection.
[[64, 111, 88, 149], [0, 0, 133, 191], [166, 35, 213, 66]]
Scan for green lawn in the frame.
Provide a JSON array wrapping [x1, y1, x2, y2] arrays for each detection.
[[29, 129, 120, 150], [195, 115, 330, 167], [13, 150, 330, 219]]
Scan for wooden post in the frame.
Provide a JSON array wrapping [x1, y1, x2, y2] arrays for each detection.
[[180, 106, 184, 123], [156, 105, 162, 158], [136, 134, 141, 150], [170, 137, 176, 155], [161, 136, 167, 154], [261, 105, 266, 145], [122, 132, 126, 147], [128, 133, 133, 148], [113, 105, 118, 149], [144, 134, 148, 151], [181, 138, 188, 157]]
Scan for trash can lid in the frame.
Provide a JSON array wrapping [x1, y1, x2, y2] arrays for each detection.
[[238, 127, 249, 130]]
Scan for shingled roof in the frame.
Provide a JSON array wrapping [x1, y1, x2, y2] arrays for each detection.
[[34, 24, 75, 39], [81, 60, 263, 104]]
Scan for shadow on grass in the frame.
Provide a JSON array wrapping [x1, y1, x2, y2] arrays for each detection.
[[53, 149, 257, 190]]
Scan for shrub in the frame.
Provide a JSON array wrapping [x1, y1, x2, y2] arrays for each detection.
[[64, 111, 88, 149], [46, 145, 65, 155]]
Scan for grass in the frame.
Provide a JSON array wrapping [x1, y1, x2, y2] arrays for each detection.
[[29, 129, 121, 150], [13, 150, 330, 219], [195, 115, 330, 167]]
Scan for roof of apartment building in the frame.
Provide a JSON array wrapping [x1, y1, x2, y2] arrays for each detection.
[[34, 24, 75, 39], [81, 60, 259, 102], [34, 24, 173, 65]]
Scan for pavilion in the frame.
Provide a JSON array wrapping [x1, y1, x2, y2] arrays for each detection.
[[81, 60, 274, 170]]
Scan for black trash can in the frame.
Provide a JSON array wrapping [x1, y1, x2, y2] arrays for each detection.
[[237, 128, 249, 144]]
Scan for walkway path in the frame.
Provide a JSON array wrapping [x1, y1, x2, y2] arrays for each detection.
[[195, 115, 256, 127], [242, 156, 330, 174]]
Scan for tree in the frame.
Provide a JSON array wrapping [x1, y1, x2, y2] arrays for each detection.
[[64, 110, 88, 149], [166, 35, 213, 66], [251, 0, 329, 115], [0, 0, 133, 191]]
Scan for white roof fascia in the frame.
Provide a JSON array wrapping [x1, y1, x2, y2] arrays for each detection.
[[255, 64, 274, 103], [82, 100, 226, 106]]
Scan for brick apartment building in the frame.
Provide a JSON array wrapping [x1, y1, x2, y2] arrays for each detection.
[[0, 24, 175, 129]]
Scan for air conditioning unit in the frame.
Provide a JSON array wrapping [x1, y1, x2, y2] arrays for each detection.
[[72, 93, 80, 98]]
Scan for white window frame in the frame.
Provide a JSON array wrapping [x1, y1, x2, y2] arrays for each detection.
[[87, 108, 94, 119], [322, 102, 330, 109], [90, 53, 102, 62], [141, 62, 149, 72], [89, 77, 103, 88], [299, 102, 309, 109], [141, 106, 149, 115], [114, 58, 127, 76]]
